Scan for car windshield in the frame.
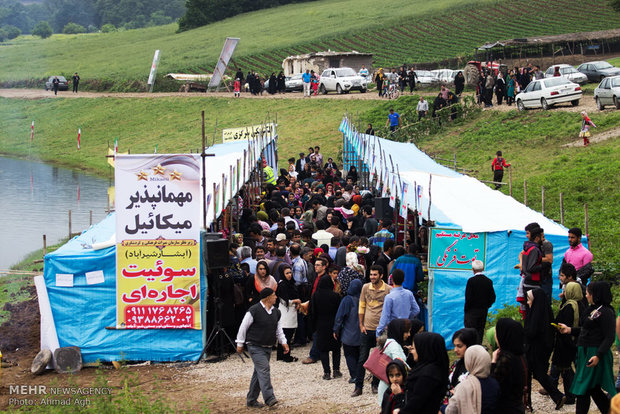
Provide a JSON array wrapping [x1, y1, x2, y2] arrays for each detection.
[[593, 62, 613, 70], [612, 78, 620, 87], [336, 68, 357, 77], [561, 67, 578, 74], [543, 77, 571, 88]]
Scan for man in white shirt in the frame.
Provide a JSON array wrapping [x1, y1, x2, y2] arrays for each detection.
[[416, 96, 428, 121]]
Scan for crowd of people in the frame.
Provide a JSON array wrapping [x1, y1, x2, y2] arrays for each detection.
[[475, 62, 551, 108], [223, 146, 615, 413]]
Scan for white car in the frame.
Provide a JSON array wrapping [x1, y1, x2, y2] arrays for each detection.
[[516, 77, 582, 111], [594, 75, 620, 109], [319, 67, 367, 94], [544, 64, 588, 84], [412, 70, 439, 86], [430, 69, 456, 84]]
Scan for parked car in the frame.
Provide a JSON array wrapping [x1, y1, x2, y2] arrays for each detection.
[[515, 77, 581, 111], [413, 70, 439, 86], [594, 75, 620, 109], [430, 69, 456, 84], [45, 76, 69, 91], [544, 64, 588, 84], [576, 61, 620, 82], [319, 67, 367, 94], [285, 73, 303, 92]]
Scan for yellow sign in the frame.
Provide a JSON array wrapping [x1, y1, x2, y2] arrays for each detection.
[[222, 123, 276, 143]]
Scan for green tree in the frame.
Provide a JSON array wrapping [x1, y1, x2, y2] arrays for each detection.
[[2, 24, 20, 39], [32, 20, 52, 38], [62, 22, 86, 33], [611, 0, 620, 11]]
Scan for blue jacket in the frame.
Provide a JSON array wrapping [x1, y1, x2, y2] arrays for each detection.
[[333, 279, 362, 346]]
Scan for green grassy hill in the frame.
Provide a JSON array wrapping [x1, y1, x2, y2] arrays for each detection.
[[2, 0, 620, 88]]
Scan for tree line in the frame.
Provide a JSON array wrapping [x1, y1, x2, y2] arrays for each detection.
[[178, 0, 317, 32], [0, 0, 185, 39]]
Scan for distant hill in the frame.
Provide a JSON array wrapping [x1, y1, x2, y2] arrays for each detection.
[[1, 0, 620, 88]]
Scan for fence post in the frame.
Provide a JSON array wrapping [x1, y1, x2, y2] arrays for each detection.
[[89, 210, 93, 226], [541, 186, 545, 215], [509, 167, 512, 197], [523, 180, 527, 206], [43, 234, 47, 257], [584, 203, 589, 236], [68, 210, 72, 239], [453, 153, 457, 171], [560, 192, 564, 225]]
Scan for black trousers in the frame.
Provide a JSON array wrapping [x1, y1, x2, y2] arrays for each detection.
[[464, 308, 487, 343], [73, 83, 79, 93], [355, 330, 378, 390], [320, 347, 341, 375], [493, 169, 504, 189], [576, 386, 610, 414]]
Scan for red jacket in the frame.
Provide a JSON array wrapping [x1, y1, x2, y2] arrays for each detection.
[[491, 157, 510, 171]]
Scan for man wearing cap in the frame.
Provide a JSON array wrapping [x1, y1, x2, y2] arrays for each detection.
[[237, 288, 288, 408], [296, 152, 306, 174]]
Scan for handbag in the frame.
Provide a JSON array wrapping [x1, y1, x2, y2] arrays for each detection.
[[363, 341, 392, 383]]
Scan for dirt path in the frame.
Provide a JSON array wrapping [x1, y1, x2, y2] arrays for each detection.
[[562, 125, 620, 147]]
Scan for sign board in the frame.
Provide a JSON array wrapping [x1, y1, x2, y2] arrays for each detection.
[[428, 228, 486, 270], [115, 154, 202, 329], [147, 50, 160, 93], [208, 37, 240, 89], [222, 123, 276, 143]]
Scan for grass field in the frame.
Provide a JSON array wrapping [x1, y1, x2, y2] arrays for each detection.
[[2, 0, 620, 89]]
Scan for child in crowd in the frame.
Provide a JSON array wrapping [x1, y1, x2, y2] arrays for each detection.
[[233, 78, 241, 98], [381, 360, 408, 414]]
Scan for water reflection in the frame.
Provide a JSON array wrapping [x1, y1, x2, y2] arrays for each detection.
[[0, 156, 109, 270]]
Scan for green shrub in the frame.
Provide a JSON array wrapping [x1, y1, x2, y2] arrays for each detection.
[[62, 23, 86, 34], [487, 303, 522, 327], [2, 24, 21, 39], [101, 23, 116, 33]]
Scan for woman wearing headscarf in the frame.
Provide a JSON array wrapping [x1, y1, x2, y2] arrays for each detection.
[[276, 71, 285, 94], [276, 265, 300, 362], [448, 328, 479, 396], [337, 252, 365, 295], [401, 332, 449, 414], [454, 71, 465, 96], [445, 345, 499, 414], [559, 281, 617, 414], [524, 288, 566, 409], [245, 260, 277, 308], [346, 166, 358, 183], [310, 275, 342, 380], [268, 72, 277, 94], [376, 319, 412, 405], [491, 318, 527, 414], [333, 278, 362, 383], [552, 281, 584, 404]]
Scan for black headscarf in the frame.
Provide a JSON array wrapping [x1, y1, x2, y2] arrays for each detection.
[[385, 358, 408, 382], [409, 319, 425, 336], [387, 319, 411, 347], [496, 318, 525, 355], [587, 281, 612, 307], [411, 332, 449, 386], [317, 274, 335, 291], [276, 265, 299, 303], [524, 288, 554, 348]]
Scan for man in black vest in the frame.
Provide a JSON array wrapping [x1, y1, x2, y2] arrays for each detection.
[[464, 260, 496, 342], [236, 288, 288, 408]]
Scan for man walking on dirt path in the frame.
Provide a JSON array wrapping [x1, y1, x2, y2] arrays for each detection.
[[386, 108, 400, 132], [52, 76, 60, 95], [236, 287, 288, 408], [302, 69, 312, 97], [72, 72, 80, 93]]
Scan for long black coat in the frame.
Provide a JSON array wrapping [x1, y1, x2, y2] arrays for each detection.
[[310, 277, 341, 352]]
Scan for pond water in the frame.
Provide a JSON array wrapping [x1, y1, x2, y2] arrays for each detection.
[[0, 156, 110, 270]]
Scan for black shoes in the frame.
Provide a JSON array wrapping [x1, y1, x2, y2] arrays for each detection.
[[332, 370, 343, 378], [247, 400, 265, 408], [351, 388, 362, 397]]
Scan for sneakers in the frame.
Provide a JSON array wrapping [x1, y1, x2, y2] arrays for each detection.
[[332, 370, 343, 378], [351, 388, 362, 397], [322, 373, 331, 380], [302, 357, 317, 364], [247, 400, 265, 408], [266, 399, 279, 408], [348, 377, 356, 384]]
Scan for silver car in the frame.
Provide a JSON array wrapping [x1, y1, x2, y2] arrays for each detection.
[[544, 64, 588, 84], [594, 75, 620, 109]]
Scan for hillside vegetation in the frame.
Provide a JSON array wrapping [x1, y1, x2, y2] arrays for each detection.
[[2, 0, 620, 89]]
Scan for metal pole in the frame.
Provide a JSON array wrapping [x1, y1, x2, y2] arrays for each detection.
[[68, 210, 72, 239], [403, 204, 409, 250], [523, 180, 527, 206], [509, 167, 512, 197], [541, 186, 545, 215], [427, 175, 432, 221], [43, 234, 47, 257], [89, 210, 93, 226], [201, 110, 207, 230], [560, 193, 564, 225]]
